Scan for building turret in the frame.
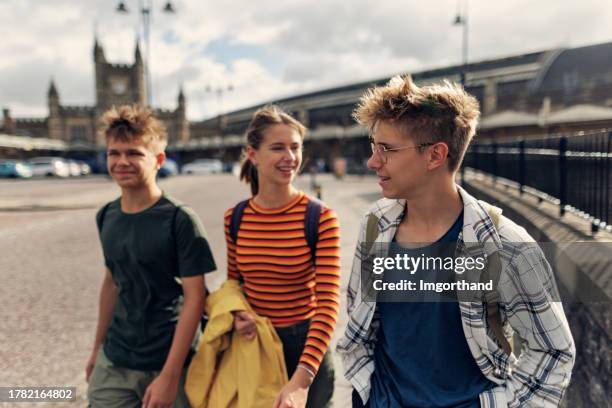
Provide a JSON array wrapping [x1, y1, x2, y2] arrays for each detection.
[[47, 79, 62, 140], [135, 41, 143, 66], [176, 86, 189, 143], [93, 38, 106, 63], [178, 86, 186, 110], [48, 79, 60, 109], [133, 41, 145, 106], [94, 38, 106, 109]]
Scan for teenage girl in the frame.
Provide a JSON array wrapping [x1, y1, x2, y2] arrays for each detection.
[[225, 105, 341, 408]]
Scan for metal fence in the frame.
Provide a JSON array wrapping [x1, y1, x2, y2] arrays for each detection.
[[463, 129, 612, 233]]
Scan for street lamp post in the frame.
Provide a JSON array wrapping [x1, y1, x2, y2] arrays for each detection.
[[205, 84, 234, 131], [116, 0, 176, 107], [453, 0, 468, 87], [205, 84, 234, 162], [454, 0, 469, 185]]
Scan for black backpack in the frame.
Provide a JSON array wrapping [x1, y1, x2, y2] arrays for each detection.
[[229, 197, 323, 260]]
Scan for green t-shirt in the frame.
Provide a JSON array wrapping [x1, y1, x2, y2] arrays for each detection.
[[96, 194, 216, 370]]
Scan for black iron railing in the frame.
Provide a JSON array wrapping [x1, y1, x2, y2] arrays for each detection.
[[463, 129, 612, 233]]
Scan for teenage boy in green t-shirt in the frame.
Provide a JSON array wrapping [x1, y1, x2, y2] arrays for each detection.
[[86, 105, 216, 408]]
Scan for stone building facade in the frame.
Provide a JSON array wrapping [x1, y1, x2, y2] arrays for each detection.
[[192, 41, 612, 142], [1, 39, 188, 147]]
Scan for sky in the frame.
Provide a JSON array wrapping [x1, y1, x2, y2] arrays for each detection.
[[0, 0, 611, 121]]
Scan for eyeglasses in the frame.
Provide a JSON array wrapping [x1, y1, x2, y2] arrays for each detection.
[[369, 138, 435, 164]]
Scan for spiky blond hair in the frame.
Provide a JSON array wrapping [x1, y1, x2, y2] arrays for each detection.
[[100, 105, 167, 153], [354, 75, 480, 171]]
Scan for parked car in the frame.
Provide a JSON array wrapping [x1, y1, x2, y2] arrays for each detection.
[[181, 159, 223, 175], [77, 160, 91, 176], [0, 160, 33, 178], [67, 160, 82, 177], [158, 158, 179, 178], [28, 157, 70, 178]]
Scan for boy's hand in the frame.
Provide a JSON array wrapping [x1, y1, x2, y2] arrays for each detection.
[[142, 372, 180, 408], [233, 310, 256, 340]]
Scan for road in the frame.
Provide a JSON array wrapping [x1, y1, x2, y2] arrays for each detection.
[[0, 174, 380, 407]]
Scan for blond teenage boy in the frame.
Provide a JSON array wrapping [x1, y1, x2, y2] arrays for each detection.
[[337, 76, 575, 408], [86, 105, 216, 408]]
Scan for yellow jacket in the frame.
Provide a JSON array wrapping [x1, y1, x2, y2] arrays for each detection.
[[185, 280, 288, 408]]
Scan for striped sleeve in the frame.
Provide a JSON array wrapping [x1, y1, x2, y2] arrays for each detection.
[[223, 207, 241, 281], [298, 207, 341, 375]]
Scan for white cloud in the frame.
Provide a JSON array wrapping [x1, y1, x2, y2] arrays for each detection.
[[1, 0, 611, 121]]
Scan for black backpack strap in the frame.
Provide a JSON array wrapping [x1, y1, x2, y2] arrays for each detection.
[[171, 204, 182, 252], [96, 202, 112, 233], [229, 199, 250, 243], [305, 198, 323, 260], [230, 197, 321, 259]]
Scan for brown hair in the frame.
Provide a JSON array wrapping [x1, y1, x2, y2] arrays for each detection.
[[354, 75, 480, 172], [240, 105, 307, 195], [100, 105, 167, 153]]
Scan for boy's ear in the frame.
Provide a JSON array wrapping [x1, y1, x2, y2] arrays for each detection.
[[427, 142, 449, 171]]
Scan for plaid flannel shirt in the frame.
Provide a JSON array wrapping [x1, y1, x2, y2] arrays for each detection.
[[336, 186, 575, 407]]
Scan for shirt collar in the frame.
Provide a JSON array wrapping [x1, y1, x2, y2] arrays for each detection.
[[373, 186, 503, 254]]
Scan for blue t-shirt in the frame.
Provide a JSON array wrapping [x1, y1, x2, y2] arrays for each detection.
[[370, 212, 494, 408]]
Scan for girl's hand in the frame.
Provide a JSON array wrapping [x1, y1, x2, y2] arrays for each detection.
[[272, 378, 308, 408], [233, 310, 256, 340]]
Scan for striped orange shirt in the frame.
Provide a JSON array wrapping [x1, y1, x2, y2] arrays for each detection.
[[224, 192, 341, 374]]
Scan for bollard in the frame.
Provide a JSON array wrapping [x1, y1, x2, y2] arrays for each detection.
[[313, 184, 322, 200]]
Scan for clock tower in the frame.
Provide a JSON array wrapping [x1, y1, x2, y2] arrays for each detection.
[[3, 37, 189, 146], [94, 38, 145, 113]]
